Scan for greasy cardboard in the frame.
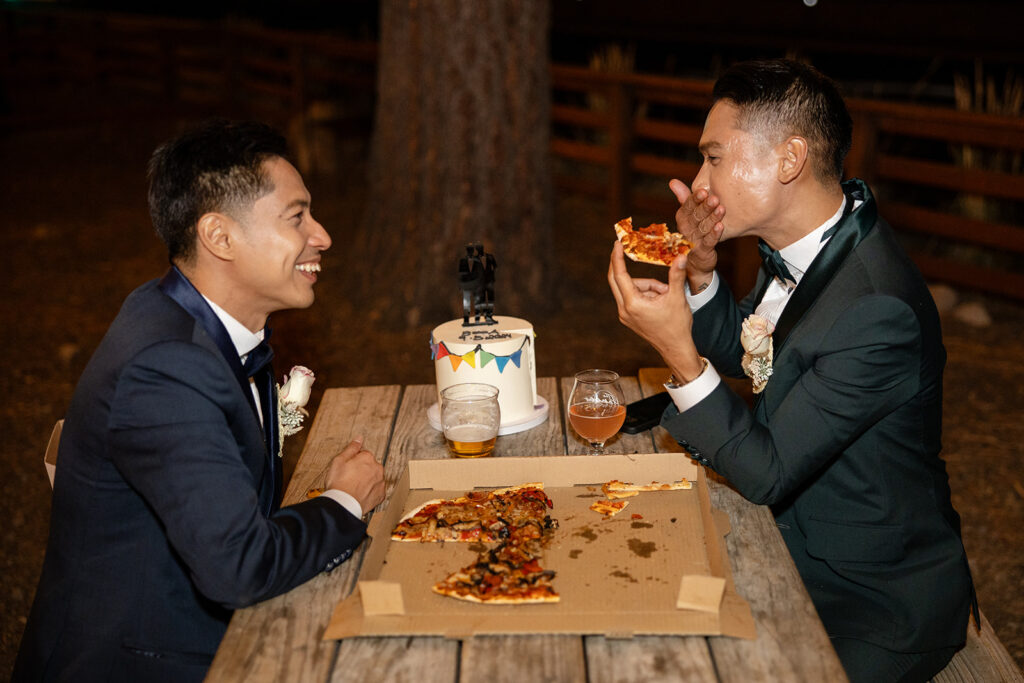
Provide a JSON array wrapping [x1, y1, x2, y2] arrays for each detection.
[[325, 453, 756, 640]]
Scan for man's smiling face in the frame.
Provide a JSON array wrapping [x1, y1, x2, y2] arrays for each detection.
[[230, 156, 331, 328]]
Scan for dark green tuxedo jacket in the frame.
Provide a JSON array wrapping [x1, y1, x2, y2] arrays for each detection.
[[662, 180, 973, 652]]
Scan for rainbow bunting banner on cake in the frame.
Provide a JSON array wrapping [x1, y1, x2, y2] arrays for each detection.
[[429, 337, 529, 374]]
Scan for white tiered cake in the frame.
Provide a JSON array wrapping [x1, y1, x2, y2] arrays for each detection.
[[429, 316, 548, 433]]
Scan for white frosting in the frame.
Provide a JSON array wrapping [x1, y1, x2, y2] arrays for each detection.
[[431, 316, 538, 426]]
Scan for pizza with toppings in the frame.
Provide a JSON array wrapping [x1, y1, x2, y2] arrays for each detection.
[[391, 483, 560, 604], [614, 217, 693, 266], [432, 533, 559, 604], [601, 478, 692, 499]]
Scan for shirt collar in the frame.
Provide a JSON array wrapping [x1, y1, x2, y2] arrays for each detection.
[[201, 296, 264, 359], [779, 196, 847, 283]]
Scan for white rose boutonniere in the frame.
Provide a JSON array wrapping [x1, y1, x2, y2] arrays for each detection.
[[740, 315, 774, 394], [277, 365, 315, 456]]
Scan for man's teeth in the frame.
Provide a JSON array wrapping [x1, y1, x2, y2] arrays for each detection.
[[296, 263, 321, 273]]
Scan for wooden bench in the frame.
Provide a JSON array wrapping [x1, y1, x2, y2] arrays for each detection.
[[934, 611, 1022, 682]]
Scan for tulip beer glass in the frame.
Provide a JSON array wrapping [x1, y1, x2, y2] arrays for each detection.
[[567, 369, 625, 454], [440, 383, 501, 458]]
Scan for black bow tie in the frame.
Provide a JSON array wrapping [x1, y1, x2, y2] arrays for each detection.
[[758, 240, 795, 285], [242, 339, 274, 378]]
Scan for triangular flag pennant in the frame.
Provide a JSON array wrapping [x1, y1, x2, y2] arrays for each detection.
[[510, 350, 523, 368], [449, 354, 463, 371], [495, 356, 511, 373], [462, 350, 476, 368], [435, 342, 450, 360], [479, 350, 495, 368], [429, 342, 439, 360]]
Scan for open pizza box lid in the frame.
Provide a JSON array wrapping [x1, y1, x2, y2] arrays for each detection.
[[325, 453, 756, 640]]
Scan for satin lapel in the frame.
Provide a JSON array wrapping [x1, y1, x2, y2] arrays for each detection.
[[771, 179, 878, 354], [158, 266, 260, 416]]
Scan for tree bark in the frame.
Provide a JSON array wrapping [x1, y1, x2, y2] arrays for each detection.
[[360, 0, 553, 326]]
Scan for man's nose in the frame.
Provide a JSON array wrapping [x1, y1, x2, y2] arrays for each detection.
[[309, 217, 331, 251], [692, 163, 710, 193]]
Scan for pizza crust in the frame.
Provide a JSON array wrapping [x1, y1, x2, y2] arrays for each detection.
[[602, 478, 693, 498], [431, 584, 560, 604]]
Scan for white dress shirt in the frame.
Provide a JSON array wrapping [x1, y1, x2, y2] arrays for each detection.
[[667, 198, 852, 412], [202, 297, 363, 518]]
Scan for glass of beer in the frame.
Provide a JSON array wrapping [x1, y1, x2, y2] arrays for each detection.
[[440, 383, 501, 458], [567, 369, 626, 454]]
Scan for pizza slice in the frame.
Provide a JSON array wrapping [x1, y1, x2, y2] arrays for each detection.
[[590, 499, 630, 517], [432, 537, 559, 604], [601, 478, 693, 499], [614, 217, 693, 266], [391, 483, 553, 543]]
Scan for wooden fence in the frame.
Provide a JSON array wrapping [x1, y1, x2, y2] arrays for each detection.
[[550, 65, 1024, 300], [4, 8, 1022, 300]]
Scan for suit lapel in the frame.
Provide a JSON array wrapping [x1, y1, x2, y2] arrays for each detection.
[[771, 179, 878, 354], [159, 267, 281, 511]]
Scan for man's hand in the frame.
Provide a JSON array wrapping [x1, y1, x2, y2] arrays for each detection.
[[607, 242, 705, 383], [325, 438, 385, 513], [669, 179, 725, 294]]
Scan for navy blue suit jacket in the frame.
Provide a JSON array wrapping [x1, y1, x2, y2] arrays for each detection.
[[662, 182, 973, 653], [15, 278, 367, 682]]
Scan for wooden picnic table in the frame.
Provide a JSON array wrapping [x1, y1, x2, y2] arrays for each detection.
[[205, 371, 848, 682]]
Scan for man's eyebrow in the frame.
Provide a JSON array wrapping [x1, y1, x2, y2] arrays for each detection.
[[698, 141, 723, 154]]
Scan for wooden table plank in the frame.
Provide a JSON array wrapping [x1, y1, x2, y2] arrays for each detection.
[[329, 637, 458, 683], [321, 383, 463, 680], [586, 636, 719, 683], [637, 369, 848, 682], [284, 385, 402, 505], [449, 379, 590, 682], [565, 375, 719, 677], [323, 379, 578, 683], [207, 386, 402, 683], [461, 635, 586, 683]]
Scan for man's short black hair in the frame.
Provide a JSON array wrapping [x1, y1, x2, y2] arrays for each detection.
[[712, 59, 852, 184], [148, 119, 291, 263]]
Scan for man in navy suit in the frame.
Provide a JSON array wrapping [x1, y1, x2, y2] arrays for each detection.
[[15, 120, 385, 682], [609, 60, 973, 682]]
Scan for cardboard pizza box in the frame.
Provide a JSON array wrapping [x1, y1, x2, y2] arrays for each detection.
[[325, 453, 756, 640]]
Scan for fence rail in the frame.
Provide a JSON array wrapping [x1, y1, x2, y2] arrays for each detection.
[[4, 8, 1022, 300]]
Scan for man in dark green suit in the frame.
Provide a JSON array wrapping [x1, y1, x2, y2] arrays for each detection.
[[609, 59, 973, 682]]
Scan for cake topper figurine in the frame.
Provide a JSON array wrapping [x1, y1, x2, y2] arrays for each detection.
[[458, 243, 496, 326]]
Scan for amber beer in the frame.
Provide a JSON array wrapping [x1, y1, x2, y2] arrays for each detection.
[[568, 403, 626, 444], [444, 424, 498, 458]]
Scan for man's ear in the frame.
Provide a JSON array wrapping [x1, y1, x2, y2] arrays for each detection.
[[195, 212, 237, 261], [778, 136, 809, 184]]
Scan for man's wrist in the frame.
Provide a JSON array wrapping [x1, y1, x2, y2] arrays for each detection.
[[687, 273, 713, 295], [666, 357, 708, 387]]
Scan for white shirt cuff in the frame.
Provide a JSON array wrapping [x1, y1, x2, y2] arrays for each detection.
[[320, 489, 363, 519], [685, 271, 720, 312], [665, 360, 721, 413]]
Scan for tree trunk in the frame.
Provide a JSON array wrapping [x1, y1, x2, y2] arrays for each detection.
[[360, 0, 553, 327]]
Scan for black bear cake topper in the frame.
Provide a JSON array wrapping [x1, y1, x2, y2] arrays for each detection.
[[458, 243, 496, 326]]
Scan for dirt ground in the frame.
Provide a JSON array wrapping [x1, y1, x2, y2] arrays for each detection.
[[1, 123, 1021, 677]]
